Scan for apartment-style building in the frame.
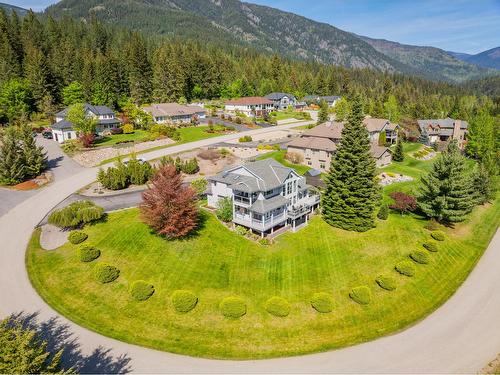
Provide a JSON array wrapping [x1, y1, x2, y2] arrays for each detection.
[[207, 159, 320, 237]]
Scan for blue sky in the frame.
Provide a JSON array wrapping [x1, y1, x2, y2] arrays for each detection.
[[5, 0, 500, 54]]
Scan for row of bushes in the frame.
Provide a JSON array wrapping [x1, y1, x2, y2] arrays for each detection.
[[97, 157, 153, 190], [159, 156, 199, 175], [49, 201, 104, 229]]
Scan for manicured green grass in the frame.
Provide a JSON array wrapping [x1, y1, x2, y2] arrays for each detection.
[[94, 130, 150, 147], [27, 195, 500, 359], [256, 150, 311, 175]]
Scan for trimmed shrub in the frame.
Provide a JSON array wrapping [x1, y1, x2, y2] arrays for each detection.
[[424, 219, 439, 231], [376, 275, 397, 291], [265, 297, 291, 317], [94, 263, 120, 284], [395, 261, 416, 277], [409, 250, 430, 264], [377, 203, 389, 220], [220, 296, 246, 318], [78, 246, 100, 262], [431, 230, 445, 241], [121, 123, 134, 134], [423, 242, 438, 252], [68, 231, 88, 244], [49, 201, 104, 228], [130, 280, 155, 301], [234, 225, 248, 236], [171, 290, 198, 313], [238, 135, 252, 143], [349, 286, 371, 305], [310, 292, 334, 313]]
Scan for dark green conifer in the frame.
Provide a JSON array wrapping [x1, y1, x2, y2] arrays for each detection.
[[393, 136, 404, 162]]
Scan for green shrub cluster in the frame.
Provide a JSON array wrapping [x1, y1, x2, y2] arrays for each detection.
[[234, 225, 248, 236], [148, 124, 181, 141], [349, 286, 371, 305], [409, 250, 430, 264], [94, 263, 120, 284], [121, 123, 134, 134], [395, 261, 416, 277], [159, 156, 199, 175], [49, 201, 104, 228], [220, 296, 246, 318], [423, 242, 438, 252], [377, 203, 389, 220], [97, 157, 153, 190], [238, 135, 252, 143], [259, 238, 271, 246], [130, 280, 155, 301], [375, 275, 397, 291], [78, 246, 100, 262], [310, 293, 334, 313], [216, 197, 233, 222], [265, 297, 291, 317], [68, 231, 88, 244], [171, 290, 198, 313], [431, 230, 445, 241]]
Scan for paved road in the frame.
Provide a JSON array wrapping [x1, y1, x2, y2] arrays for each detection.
[[1, 119, 500, 373], [0, 136, 83, 218]]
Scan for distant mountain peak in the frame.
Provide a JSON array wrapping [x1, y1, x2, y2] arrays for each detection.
[[447, 47, 500, 70]]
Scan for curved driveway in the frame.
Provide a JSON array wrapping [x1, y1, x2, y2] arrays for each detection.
[[1, 122, 499, 373]]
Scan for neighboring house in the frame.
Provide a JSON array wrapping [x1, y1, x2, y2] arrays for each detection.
[[287, 119, 396, 171], [417, 117, 468, 149], [304, 95, 341, 107], [224, 97, 274, 117], [207, 159, 320, 237], [265, 92, 298, 111], [51, 104, 121, 143], [364, 118, 399, 144], [142, 103, 206, 124]]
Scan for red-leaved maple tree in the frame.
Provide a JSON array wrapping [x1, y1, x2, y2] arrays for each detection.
[[389, 191, 417, 215], [140, 165, 198, 239]]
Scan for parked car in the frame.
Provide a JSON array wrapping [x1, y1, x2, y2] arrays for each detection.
[[42, 131, 53, 139]]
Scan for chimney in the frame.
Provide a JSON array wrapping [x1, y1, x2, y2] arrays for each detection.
[[453, 120, 461, 140]]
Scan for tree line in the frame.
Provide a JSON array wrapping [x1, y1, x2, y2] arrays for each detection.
[[0, 9, 498, 126]]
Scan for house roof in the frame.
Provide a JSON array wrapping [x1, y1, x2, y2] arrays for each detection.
[[363, 118, 390, 132], [301, 121, 344, 139], [265, 92, 296, 101], [417, 118, 468, 132], [55, 103, 115, 118], [51, 120, 74, 130], [209, 159, 295, 193], [370, 144, 391, 159], [287, 136, 337, 152], [142, 103, 205, 118], [225, 97, 273, 106], [303, 95, 341, 103], [250, 194, 288, 214]]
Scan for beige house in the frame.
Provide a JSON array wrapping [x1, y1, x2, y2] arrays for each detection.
[[142, 103, 206, 125], [417, 118, 468, 149], [287, 119, 395, 171]]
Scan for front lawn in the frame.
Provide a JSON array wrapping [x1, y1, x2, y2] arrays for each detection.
[[27, 196, 500, 359]]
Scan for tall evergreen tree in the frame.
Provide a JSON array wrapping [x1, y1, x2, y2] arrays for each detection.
[[23, 44, 54, 110], [0, 126, 25, 185], [127, 33, 152, 104], [418, 141, 475, 223], [317, 99, 329, 125], [152, 45, 185, 102], [393, 137, 404, 162], [19, 124, 47, 178], [322, 96, 380, 232]]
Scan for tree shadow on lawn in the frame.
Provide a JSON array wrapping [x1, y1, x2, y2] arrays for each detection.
[[7, 311, 132, 374]]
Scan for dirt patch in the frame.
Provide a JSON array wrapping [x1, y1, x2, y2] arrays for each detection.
[[13, 172, 53, 190], [73, 138, 175, 167], [40, 224, 68, 250]]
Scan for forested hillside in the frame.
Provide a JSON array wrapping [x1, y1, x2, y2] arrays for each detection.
[[0, 2, 27, 16], [449, 47, 500, 70], [44, 0, 495, 84], [0, 9, 497, 125]]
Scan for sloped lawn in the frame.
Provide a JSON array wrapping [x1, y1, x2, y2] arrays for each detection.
[[27, 196, 500, 359]]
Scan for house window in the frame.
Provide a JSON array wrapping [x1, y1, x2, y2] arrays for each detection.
[[67, 132, 72, 139], [320, 163, 325, 169], [308, 161, 312, 166]]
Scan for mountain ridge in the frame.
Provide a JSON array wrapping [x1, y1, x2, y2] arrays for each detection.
[[0, 2, 28, 15], [448, 47, 500, 70]]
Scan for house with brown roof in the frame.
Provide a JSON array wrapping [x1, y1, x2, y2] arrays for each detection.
[[142, 103, 206, 125], [417, 117, 468, 149], [224, 97, 274, 117], [287, 119, 395, 171]]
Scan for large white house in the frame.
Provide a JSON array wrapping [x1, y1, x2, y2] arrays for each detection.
[[207, 159, 320, 237], [224, 97, 274, 117], [142, 103, 206, 125], [51, 104, 121, 143]]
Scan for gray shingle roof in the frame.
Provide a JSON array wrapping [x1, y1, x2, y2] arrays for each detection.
[[55, 103, 115, 118], [250, 195, 288, 214], [51, 120, 74, 130], [265, 92, 296, 101]]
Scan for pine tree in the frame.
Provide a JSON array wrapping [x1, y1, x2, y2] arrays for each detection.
[[393, 137, 404, 162], [127, 33, 152, 105], [62, 81, 85, 106], [378, 130, 387, 146], [418, 141, 475, 223], [152, 45, 185, 102], [0, 126, 25, 185], [23, 44, 54, 110], [317, 99, 329, 125], [19, 124, 47, 178], [472, 163, 493, 205], [322, 96, 380, 232], [418, 129, 430, 145]]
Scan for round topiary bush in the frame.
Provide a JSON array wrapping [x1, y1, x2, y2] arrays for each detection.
[[130, 280, 155, 301], [78, 246, 100, 262], [265, 296, 291, 317], [431, 230, 445, 241], [409, 250, 430, 264], [220, 296, 246, 318], [395, 261, 416, 277], [68, 231, 88, 245], [310, 292, 334, 313], [423, 242, 438, 252], [171, 290, 198, 313], [349, 286, 371, 305], [94, 263, 120, 284], [375, 275, 397, 291]]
